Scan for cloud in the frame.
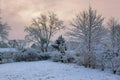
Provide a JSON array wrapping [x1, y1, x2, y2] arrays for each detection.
[[1, 0, 120, 39]]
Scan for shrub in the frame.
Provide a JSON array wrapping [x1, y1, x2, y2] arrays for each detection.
[[14, 53, 24, 62], [38, 53, 51, 60], [74, 52, 85, 66], [62, 53, 75, 63], [51, 52, 62, 62], [51, 51, 75, 63], [14, 48, 38, 61], [14, 48, 51, 62]]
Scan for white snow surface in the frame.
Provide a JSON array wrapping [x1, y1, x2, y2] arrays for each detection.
[[0, 48, 18, 52], [0, 60, 119, 80]]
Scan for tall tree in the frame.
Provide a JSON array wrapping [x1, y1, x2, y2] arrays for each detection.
[[107, 18, 120, 74], [108, 18, 120, 55], [25, 12, 64, 52], [67, 7, 104, 67]]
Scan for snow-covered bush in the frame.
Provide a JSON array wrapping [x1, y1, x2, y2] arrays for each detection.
[[61, 53, 75, 63], [110, 56, 120, 74], [14, 52, 25, 62], [95, 52, 107, 71], [14, 48, 51, 62], [24, 52, 39, 61], [51, 52, 62, 62], [0, 48, 18, 63], [100, 49, 120, 74], [38, 53, 51, 60], [51, 51, 75, 63], [14, 48, 39, 61], [74, 51, 91, 67], [106, 55, 120, 74], [74, 51, 96, 68], [74, 52, 85, 66]]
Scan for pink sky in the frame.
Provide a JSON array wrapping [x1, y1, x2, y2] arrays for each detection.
[[1, 0, 120, 40]]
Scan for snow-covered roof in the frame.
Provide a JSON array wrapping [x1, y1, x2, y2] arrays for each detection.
[[0, 48, 18, 53]]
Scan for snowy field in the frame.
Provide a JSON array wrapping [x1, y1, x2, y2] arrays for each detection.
[[0, 61, 119, 80]]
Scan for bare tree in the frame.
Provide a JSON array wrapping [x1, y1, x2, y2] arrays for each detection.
[[108, 18, 120, 56], [115, 25, 120, 55], [8, 40, 27, 50], [107, 18, 120, 74], [0, 17, 10, 41], [67, 7, 104, 68], [25, 12, 64, 52]]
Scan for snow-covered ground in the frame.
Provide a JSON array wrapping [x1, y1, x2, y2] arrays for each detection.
[[0, 61, 119, 80]]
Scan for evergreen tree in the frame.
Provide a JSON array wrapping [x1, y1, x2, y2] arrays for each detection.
[[52, 35, 67, 55]]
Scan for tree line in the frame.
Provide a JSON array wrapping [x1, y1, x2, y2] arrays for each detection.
[[0, 7, 120, 74]]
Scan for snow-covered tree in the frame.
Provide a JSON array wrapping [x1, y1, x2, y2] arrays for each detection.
[[108, 18, 120, 56], [103, 49, 120, 74], [52, 35, 67, 55], [25, 12, 64, 52], [106, 18, 120, 74], [67, 6, 104, 68]]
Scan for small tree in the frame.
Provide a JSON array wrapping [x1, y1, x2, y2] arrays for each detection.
[[52, 35, 67, 55], [8, 40, 27, 50], [0, 18, 10, 41], [25, 12, 64, 52]]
